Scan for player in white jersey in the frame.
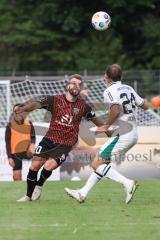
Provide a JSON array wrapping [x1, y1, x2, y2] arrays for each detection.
[[65, 64, 149, 204], [100, 77, 144, 163]]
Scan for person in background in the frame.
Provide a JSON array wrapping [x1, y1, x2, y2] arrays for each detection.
[[5, 104, 36, 181]]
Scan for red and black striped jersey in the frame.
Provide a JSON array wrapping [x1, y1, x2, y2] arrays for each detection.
[[39, 94, 93, 146]]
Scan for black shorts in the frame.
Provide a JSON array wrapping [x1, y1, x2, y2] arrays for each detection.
[[12, 152, 30, 171], [34, 137, 72, 166]]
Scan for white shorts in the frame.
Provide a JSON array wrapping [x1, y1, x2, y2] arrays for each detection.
[[99, 131, 138, 163]]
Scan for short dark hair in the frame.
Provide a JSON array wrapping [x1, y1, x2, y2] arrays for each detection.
[[68, 74, 83, 82], [106, 64, 122, 81]]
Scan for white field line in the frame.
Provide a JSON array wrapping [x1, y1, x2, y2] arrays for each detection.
[[0, 223, 68, 229], [0, 222, 160, 229]]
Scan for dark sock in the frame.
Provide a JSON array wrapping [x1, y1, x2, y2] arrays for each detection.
[[26, 169, 38, 198], [37, 168, 52, 186]]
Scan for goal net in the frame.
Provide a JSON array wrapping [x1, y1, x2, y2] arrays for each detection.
[[0, 77, 160, 126]]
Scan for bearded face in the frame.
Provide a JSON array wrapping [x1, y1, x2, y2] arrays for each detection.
[[66, 78, 83, 97]]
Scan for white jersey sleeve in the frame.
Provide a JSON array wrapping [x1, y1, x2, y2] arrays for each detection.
[[131, 87, 144, 107], [103, 88, 120, 106]]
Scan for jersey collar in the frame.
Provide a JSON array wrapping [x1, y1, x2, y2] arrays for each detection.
[[106, 81, 122, 88]]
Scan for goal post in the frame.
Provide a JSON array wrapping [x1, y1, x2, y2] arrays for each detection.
[[0, 80, 11, 125]]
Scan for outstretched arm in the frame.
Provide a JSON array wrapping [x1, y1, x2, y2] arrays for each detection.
[[95, 104, 121, 134], [14, 101, 42, 114], [90, 116, 103, 127], [14, 96, 54, 115]]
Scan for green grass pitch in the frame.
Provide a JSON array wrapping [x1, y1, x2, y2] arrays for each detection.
[[0, 180, 160, 240]]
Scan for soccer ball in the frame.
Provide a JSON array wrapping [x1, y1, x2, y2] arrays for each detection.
[[91, 11, 111, 31]]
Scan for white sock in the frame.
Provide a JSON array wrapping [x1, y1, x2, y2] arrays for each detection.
[[79, 172, 101, 197], [105, 166, 131, 186]]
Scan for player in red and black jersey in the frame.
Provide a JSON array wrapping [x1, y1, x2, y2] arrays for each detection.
[[15, 74, 111, 202]]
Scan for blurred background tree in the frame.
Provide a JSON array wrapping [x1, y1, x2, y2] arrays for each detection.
[[0, 0, 159, 74]]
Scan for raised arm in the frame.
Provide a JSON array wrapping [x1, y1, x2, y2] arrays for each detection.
[[14, 96, 54, 115], [14, 101, 41, 114]]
